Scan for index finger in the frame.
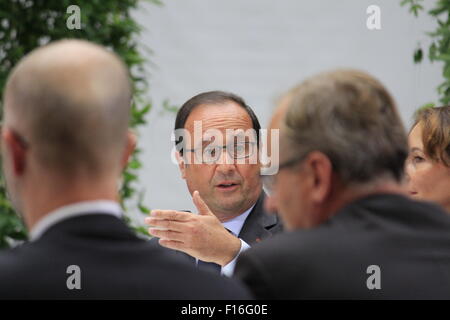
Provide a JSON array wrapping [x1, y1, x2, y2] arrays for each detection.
[[149, 210, 193, 221]]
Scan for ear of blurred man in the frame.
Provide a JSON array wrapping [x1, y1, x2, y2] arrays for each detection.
[[2, 128, 27, 176], [121, 129, 137, 171], [306, 151, 333, 205]]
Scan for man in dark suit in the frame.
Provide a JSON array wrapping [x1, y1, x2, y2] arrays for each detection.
[[145, 91, 283, 276], [234, 69, 450, 299], [0, 39, 251, 299]]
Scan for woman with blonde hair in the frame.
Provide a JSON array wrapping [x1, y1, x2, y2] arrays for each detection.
[[406, 106, 450, 212]]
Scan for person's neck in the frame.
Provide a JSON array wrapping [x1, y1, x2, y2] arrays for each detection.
[[317, 180, 407, 226], [22, 177, 119, 231]]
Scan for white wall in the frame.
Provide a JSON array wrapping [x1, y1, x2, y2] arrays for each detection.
[[131, 0, 442, 219]]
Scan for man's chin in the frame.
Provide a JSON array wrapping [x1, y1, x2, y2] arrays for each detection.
[[213, 197, 248, 214]]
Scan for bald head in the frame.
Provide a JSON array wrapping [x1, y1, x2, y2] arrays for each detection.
[[3, 39, 131, 176]]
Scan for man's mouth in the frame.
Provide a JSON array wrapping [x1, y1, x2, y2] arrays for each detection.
[[216, 182, 240, 190]]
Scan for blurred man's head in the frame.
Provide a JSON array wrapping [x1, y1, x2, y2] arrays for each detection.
[[174, 91, 262, 221], [266, 69, 408, 230], [2, 39, 134, 225]]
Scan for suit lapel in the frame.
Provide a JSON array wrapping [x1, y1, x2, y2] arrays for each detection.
[[238, 192, 282, 245]]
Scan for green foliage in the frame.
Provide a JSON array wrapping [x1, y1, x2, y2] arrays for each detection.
[[401, 0, 450, 105], [0, 0, 157, 247], [401, 0, 424, 17]]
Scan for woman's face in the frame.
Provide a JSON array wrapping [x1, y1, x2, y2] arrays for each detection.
[[406, 123, 450, 211]]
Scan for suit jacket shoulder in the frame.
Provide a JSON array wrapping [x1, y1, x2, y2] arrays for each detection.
[[0, 213, 251, 299], [235, 194, 450, 299]]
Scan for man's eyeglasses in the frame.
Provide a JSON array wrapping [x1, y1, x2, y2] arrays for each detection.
[[185, 141, 257, 164], [261, 154, 306, 196]]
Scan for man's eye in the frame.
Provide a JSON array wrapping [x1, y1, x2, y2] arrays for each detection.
[[234, 144, 245, 153], [205, 146, 220, 157]]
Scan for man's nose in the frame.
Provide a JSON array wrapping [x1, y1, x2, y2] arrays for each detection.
[[215, 148, 236, 173]]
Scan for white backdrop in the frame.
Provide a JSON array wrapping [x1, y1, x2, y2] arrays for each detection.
[[130, 0, 442, 219]]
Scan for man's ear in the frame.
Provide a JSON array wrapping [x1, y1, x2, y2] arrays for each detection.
[[3, 128, 27, 176], [175, 151, 186, 180], [121, 129, 137, 170], [305, 151, 332, 204]]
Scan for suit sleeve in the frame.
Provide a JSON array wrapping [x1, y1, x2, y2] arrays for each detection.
[[233, 250, 276, 300]]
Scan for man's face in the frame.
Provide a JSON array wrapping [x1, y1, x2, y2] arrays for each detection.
[[179, 102, 262, 219], [264, 101, 314, 230]]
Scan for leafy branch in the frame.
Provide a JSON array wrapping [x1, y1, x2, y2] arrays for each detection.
[[401, 0, 450, 105]]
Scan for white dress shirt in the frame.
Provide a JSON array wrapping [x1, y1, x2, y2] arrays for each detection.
[[220, 204, 254, 277], [29, 200, 123, 241]]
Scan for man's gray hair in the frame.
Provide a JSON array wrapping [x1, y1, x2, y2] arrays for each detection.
[[282, 69, 408, 185]]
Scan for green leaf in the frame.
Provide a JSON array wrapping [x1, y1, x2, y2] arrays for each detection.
[[444, 64, 450, 78], [429, 42, 438, 61], [414, 48, 423, 63], [435, 54, 450, 62]]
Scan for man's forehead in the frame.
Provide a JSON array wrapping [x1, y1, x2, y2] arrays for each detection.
[[184, 102, 253, 132]]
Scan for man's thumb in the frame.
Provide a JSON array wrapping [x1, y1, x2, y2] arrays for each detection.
[[193, 190, 212, 216]]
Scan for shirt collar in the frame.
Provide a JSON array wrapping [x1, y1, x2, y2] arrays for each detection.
[[29, 200, 123, 242], [222, 203, 255, 236]]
